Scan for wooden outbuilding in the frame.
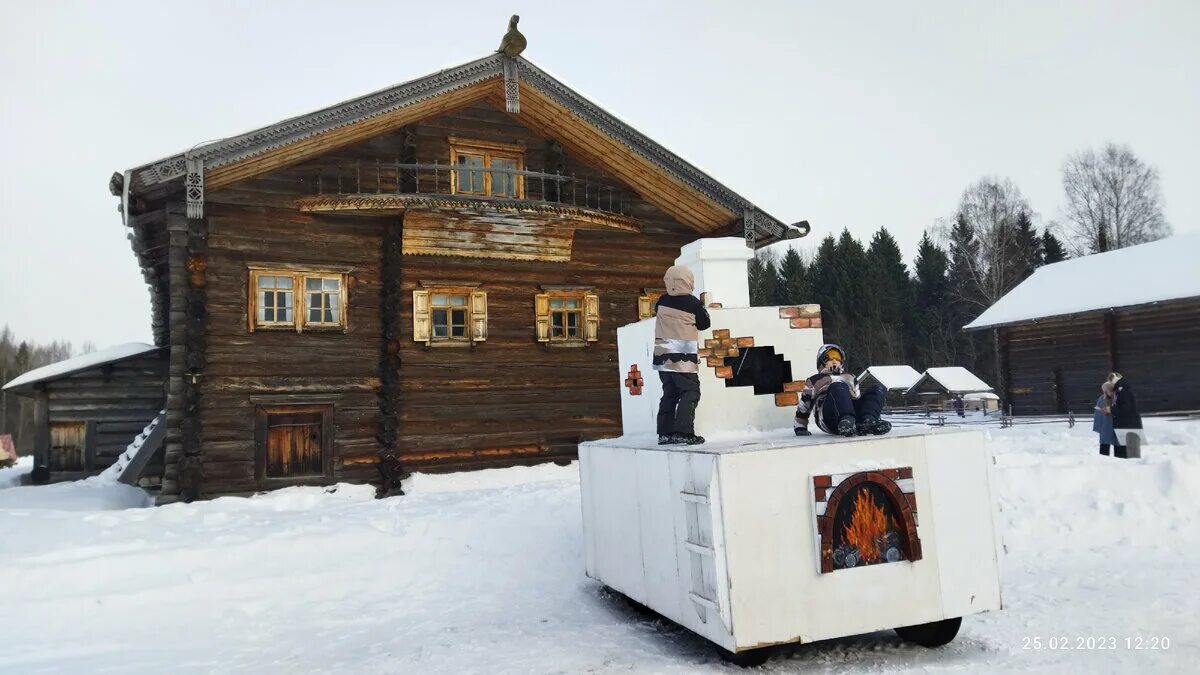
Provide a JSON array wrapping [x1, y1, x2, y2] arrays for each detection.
[[856, 365, 921, 407], [1, 344, 167, 484], [108, 28, 808, 503], [965, 234, 1200, 416], [903, 367, 993, 409]]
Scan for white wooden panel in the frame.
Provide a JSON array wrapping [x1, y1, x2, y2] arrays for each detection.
[[924, 433, 1004, 618], [634, 449, 684, 622], [580, 446, 646, 600]]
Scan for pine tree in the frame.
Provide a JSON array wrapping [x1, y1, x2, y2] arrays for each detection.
[[865, 228, 913, 365], [912, 232, 950, 369], [776, 247, 810, 305], [747, 249, 781, 306], [1009, 211, 1043, 282], [1042, 230, 1068, 264], [833, 229, 870, 369], [806, 234, 842, 349]]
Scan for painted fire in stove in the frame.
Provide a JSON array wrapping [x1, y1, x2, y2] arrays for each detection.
[[813, 468, 922, 574]]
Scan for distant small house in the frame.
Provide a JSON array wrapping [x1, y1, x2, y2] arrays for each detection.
[[905, 367, 993, 408], [0, 434, 16, 467], [1, 344, 167, 485], [963, 392, 1000, 413], [965, 234, 1200, 415], [856, 366, 921, 407]]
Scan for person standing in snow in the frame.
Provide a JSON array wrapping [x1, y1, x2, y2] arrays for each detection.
[[653, 265, 711, 445], [1094, 381, 1117, 456], [793, 344, 890, 437], [1108, 372, 1143, 459]]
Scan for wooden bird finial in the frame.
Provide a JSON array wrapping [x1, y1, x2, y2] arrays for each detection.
[[497, 14, 527, 58]]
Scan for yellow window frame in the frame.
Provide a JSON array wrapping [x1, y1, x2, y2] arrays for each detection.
[[248, 268, 349, 333], [448, 137, 525, 199]]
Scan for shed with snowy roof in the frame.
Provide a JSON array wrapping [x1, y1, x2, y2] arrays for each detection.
[[856, 365, 922, 406], [964, 234, 1200, 416], [1, 344, 167, 485], [904, 367, 993, 408]]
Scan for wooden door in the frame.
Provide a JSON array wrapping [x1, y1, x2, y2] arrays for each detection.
[[49, 421, 87, 472], [263, 409, 325, 478]]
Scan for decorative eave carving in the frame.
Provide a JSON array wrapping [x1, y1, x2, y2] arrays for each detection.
[[295, 193, 641, 233]]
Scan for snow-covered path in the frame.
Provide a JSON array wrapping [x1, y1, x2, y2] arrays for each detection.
[[1, 421, 1197, 673]]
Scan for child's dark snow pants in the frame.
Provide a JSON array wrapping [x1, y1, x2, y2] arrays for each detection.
[[821, 381, 885, 428]]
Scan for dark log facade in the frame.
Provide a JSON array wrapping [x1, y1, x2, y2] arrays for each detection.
[[1000, 298, 1200, 416], [116, 54, 801, 503], [151, 101, 703, 501]]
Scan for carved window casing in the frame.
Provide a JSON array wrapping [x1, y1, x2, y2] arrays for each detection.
[[535, 289, 599, 345], [449, 137, 525, 199], [638, 289, 665, 320], [413, 284, 487, 346], [248, 268, 349, 332]]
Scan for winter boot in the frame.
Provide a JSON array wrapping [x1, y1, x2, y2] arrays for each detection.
[[856, 417, 892, 436], [836, 416, 857, 437], [679, 433, 706, 445], [658, 433, 681, 445]]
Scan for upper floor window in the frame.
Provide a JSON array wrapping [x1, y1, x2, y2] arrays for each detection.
[[249, 268, 348, 332], [413, 284, 488, 346], [535, 289, 600, 346], [449, 137, 524, 199]]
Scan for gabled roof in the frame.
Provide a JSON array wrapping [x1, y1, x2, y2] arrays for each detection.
[[120, 54, 805, 246], [2, 343, 164, 395], [905, 367, 992, 395], [856, 365, 921, 391], [965, 233, 1200, 330]]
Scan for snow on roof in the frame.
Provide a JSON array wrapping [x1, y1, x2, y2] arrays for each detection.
[[963, 392, 1000, 400], [2, 343, 160, 392], [906, 367, 993, 395], [965, 233, 1200, 330], [857, 365, 922, 390]]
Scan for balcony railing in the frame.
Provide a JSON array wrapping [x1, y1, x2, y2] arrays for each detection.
[[302, 161, 634, 216]]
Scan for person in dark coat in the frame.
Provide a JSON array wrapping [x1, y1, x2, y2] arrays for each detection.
[[793, 344, 890, 437], [1108, 372, 1143, 459], [1093, 381, 1117, 456], [652, 265, 711, 445]]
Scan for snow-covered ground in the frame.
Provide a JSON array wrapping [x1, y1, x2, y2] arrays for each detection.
[[1, 420, 1197, 673]]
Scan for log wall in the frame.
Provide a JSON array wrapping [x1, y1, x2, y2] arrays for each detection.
[[180, 100, 700, 498], [1001, 298, 1200, 416]]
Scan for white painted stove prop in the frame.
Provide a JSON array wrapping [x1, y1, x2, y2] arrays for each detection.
[[584, 238, 1003, 660], [618, 238, 826, 438]]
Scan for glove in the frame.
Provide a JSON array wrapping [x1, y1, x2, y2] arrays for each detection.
[[794, 427, 812, 437]]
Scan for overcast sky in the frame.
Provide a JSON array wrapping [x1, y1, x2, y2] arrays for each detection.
[[2, 0, 1197, 349]]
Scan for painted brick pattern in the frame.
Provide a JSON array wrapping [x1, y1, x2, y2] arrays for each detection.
[[623, 364, 645, 396], [811, 466, 922, 574]]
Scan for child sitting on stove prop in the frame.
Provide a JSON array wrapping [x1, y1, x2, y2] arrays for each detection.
[[793, 344, 891, 437]]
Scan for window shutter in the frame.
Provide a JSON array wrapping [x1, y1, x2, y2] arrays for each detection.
[[637, 295, 652, 320], [470, 290, 488, 342], [413, 290, 431, 344], [585, 292, 600, 342], [535, 293, 550, 342]]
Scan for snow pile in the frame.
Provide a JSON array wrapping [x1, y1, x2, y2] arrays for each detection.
[[1, 342, 160, 391], [0, 421, 1197, 672], [857, 365, 921, 390], [97, 411, 165, 484], [965, 232, 1200, 329], [0, 455, 32, 489]]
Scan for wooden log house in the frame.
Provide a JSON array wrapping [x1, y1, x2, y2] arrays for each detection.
[[965, 234, 1200, 416], [110, 35, 808, 503]]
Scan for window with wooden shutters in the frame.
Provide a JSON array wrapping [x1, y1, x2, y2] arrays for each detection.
[[413, 284, 487, 346], [48, 421, 87, 472], [638, 289, 664, 320], [535, 289, 599, 345], [256, 405, 331, 480], [248, 268, 349, 332]]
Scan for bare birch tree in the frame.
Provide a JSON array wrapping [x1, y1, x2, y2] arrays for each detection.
[[1060, 143, 1171, 255]]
